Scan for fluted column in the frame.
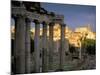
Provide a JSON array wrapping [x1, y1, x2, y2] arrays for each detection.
[[42, 22, 48, 72], [14, 15, 26, 74], [59, 24, 66, 70], [25, 18, 31, 73], [34, 20, 40, 72], [48, 22, 54, 71]]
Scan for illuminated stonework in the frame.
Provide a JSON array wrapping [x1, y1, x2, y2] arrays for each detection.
[[11, 25, 96, 47]]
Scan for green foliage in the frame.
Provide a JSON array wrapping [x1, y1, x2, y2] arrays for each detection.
[[82, 39, 96, 55]]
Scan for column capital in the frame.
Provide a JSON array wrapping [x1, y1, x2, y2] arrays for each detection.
[[42, 21, 47, 25], [12, 14, 26, 19], [49, 22, 55, 26], [25, 18, 31, 23], [13, 15, 26, 22], [12, 14, 18, 21], [17, 14, 26, 18], [34, 19, 40, 24]]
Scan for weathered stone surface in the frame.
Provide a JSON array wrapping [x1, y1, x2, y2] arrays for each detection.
[[14, 15, 26, 74], [34, 20, 40, 72], [42, 22, 48, 72], [59, 24, 66, 70], [25, 18, 31, 73], [48, 22, 54, 70]]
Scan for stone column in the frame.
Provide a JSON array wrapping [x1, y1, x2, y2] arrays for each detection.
[[34, 20, 40, 72], [14, 15, 26, 74], [48, 22, 54, 71], [59, 24, 66, 70], [79, 41, 82, 60], [65, 39, 69, 54], [25, 18, 31, 73], [42, 22, 48, 72]]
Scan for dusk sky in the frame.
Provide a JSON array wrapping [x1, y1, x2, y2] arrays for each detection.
[[41, 2, 96, 32]]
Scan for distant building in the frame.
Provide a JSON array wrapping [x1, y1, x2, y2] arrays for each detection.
[[11, 24, 96, 47], [75, 25, 96, 40], [86, 32, 96, 40], [68, 32, 82, 47]]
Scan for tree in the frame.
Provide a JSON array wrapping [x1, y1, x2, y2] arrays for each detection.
[[82, 39, 96, 55]]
